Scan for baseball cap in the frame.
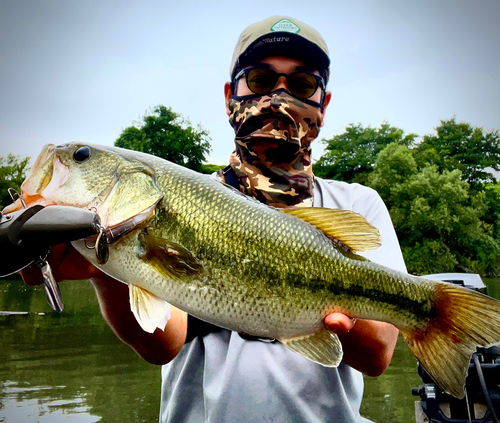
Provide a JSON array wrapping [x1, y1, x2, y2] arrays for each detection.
[[230, 16, 330, 83]]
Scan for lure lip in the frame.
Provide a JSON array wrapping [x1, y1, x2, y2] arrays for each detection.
[[0, 201, 101, 311]]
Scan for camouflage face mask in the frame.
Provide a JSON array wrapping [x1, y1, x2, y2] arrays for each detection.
[[218, 89, 324, 208]]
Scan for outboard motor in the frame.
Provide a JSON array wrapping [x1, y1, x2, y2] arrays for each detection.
[[412, 274, 500, 423]]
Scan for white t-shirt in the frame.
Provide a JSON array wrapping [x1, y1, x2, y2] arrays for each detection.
[[159, 178, 406, 423]]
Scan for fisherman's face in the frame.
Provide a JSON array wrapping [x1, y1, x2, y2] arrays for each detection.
[[224, 56, 331, 121]]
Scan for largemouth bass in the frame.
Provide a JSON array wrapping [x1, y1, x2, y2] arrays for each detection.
[[5, 142, 500, 399]]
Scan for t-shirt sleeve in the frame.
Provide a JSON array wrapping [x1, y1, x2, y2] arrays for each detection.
[[350, 184, 407, 272]]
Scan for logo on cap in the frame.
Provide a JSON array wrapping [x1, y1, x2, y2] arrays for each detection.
[[271, 18, 300, 34]]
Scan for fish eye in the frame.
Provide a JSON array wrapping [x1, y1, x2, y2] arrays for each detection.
[[73, 146, 92, 163]]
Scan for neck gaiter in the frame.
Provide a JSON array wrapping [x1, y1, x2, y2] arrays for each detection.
[[218, 89, 324, 208]]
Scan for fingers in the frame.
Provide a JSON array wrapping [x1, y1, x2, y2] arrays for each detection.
[[324, 312, 357, 335], [20, 263, 45, 286], [19, 243, 103, 285], [19, 244, 68, 285]]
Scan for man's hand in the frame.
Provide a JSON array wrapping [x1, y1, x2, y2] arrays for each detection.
[[324, 312, 399, 377], [20, 243, 103, 286], [324, 312, 356, 334]]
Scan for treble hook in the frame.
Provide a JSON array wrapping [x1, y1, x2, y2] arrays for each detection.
[[94, 225, 110, 265], [8, 188, 27, 209]]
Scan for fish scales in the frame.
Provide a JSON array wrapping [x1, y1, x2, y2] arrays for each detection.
[[125, 160, 436, 337], [7, 142, 500, 399]]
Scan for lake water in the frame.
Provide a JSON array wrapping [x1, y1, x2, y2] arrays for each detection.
[[1, 277, 499, 423]]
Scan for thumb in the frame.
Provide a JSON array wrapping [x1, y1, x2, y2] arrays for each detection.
[[324, 313, 356, 334]]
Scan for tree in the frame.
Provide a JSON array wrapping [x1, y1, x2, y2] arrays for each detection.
[[367, 142, 417, 203], [0, 154, 30, 209], [315, 118, 500, 276], [315, 122, 417, 184], [115, 105, 212, 172], [485, 183, 500, 240], [414, 118, 500, 189], [369, 143, 500, 276]]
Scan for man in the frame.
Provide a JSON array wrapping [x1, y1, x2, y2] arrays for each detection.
[[21, 16, 405, 423]]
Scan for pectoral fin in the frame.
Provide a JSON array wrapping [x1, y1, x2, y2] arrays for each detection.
[[137, 232, 202, 280], [129, 284, 171, 333], [280, 328, 343, 367], [281, 208, 381, 252]]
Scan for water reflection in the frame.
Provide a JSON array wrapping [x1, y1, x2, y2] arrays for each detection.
[[1, 277, 499, 422], [0, 279, 161, 423]]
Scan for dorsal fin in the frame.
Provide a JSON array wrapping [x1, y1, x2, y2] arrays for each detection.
[[281, 207, 382, 252]]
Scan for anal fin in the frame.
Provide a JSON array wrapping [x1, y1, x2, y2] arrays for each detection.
[[129, 284, 171, 333], [280, 328, 343, 367]]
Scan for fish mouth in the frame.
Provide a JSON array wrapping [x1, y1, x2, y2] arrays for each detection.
[[3, 144, 70, 213]]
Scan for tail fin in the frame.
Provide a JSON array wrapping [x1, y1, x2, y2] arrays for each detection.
[[402, 283, 500, 398]]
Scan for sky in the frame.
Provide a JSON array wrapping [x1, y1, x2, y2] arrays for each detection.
[[0, 0, 499, 166]]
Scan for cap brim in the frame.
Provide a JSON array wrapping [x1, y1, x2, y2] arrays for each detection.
[[233, 33, 330, 79]]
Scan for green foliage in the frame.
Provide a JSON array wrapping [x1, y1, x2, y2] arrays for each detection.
[[368, 143, 417, 202], [414, 117, 500, 189], [402, 240, 458, 276], [199, 164, 225, 174], [368, 143, 500, 276], [315, 122, 417, 184], [485, 183, 500, 239], [316, 118, 500, 276], [0, 154, 30, 209], [115, 105, 212, 172]]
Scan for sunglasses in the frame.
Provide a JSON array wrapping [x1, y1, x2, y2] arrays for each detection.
[[234, 67, 325, 100]]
